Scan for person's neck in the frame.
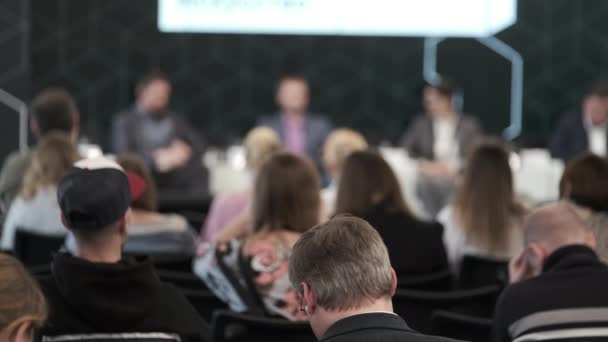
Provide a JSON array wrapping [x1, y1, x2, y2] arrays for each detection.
[[313, 299, 394, 338], [433, 111, 457, 121], [283, 110, 306, 120], [76, 244, 122, 263]]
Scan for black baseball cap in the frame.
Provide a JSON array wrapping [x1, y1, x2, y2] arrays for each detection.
[[58, 157, 146, 231]]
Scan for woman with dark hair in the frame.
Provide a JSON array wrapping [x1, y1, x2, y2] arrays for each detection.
[[335, 150, 448, 277], [195, 152, 321, 320], [438, 140, 527, 273], [559, 153, 608, 263]]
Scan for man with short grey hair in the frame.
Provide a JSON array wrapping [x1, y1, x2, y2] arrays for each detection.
[[289, 215, 463, 342], [493, 201, 608, 342]]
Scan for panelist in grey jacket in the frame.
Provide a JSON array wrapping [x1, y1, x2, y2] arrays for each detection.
[[258, 75, 332, 167], [400, 78, 482, 216]]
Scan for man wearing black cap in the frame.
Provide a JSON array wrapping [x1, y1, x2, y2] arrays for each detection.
[[37, 157, 210, 342]]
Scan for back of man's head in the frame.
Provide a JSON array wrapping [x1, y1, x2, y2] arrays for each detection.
[[524, 201, 595, 253], [289, 215, 393, 312], [58, 157, 144, 261], [30, 88, 77, 138]]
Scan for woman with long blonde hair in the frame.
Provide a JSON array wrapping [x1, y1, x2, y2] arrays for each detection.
[[438, 139, 527, 273], [0, 253, 47, 342], [1, 132, 80, 250]]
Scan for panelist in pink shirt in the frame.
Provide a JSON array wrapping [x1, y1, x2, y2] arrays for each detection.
[[258, 75, 332, 167]]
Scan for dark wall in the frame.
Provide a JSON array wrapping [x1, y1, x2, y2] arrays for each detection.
[[0, 0, 29, 158], [29, 0, 608, 149]]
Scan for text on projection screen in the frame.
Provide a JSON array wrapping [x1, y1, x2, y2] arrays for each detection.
[[158, 0, 517, 38]]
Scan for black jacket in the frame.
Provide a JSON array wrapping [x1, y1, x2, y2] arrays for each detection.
[[38, 253, 210, 342], [492, 245, 608, 342], [549, 111, 604, 161], [363, 206, 449, 277], [320, 312, 464, 342]]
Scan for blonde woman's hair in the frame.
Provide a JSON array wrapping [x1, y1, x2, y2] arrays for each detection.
[[453, 139, 526, 254], [322, 128, 368, 175], [244, 127, 282, 171], [20, 132, 80, 200], [0, 253, 47, 340]]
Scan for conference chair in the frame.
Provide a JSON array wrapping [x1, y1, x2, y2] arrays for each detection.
[[211, 310, 315, 342], [156, 269, 209, 290], [393, 285, 501, 333], [14, 229, 65, 267], [458, 255, 509, 289], [181, 288, 229, 323], [398, 268, 453, 291], [430, 310, 492, 342]]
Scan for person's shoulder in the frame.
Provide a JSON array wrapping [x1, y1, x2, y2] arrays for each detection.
[[257, 113, 281, 125], [557, 111, 583, 125]]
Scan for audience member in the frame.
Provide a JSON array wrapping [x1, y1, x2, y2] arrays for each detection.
[[111, 71, 208, 196], [195, 153, 320, 320], [492, 202, 607, 342], [400, 78, 482, 216], [438, 140, 527, 273], [65, 154, 198, 256], [258, 75, 332, 167], [289, 215, 463, 342], [38, 157, 210, 342], [335, 151, 448, 277], [321, 128, 368, 218], [550, 81, 608, 161], [202, 127, 282, 242], [559, 153, 608, 213], [558, 153, 608, 264], [0, 88, 79, 209], [0, 253, 47, 342], [1, 133, 80, 251]]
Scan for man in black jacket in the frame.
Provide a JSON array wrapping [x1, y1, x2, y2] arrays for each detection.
[[549, 81, 608, 161], [288, 215, 463, 342], [38, 157, 210, 342], [492, 202, 608, 342]]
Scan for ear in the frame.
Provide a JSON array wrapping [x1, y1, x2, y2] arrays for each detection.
[[12, 321, 32, 342], [585, 230, 597, 249], [527, 243, 547, 276], [302, 282, 316, 314], [60, 215, 71, 231], [389, 267, 397, 297]]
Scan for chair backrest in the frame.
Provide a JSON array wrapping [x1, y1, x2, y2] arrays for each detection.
[[181, 288, 229, 323], [211, 310, 315, 342], [124, 253, 193, 272], [398, 269, 453, 291], [393, 285, 501, 333], [14, 230, 64, 267], [157, 269, 209, 291], [40, 332, 180, 341], [431, 310, 492, 342], [459, 255, 509, 289]]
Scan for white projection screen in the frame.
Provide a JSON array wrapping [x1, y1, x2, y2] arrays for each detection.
[[158, 0, 517, 37]]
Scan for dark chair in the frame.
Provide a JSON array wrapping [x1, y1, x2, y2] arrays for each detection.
[[393, 285, 501, 333], [182, 288, 229, 323], [13, 230, 65, 267], [124, 253, 193, 272], [431, 310, 492, 342], [211, 310, 315, 342], [459, 255, 509, 289], [398, 269, 453, 291], [157, 269, 209, 290]]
